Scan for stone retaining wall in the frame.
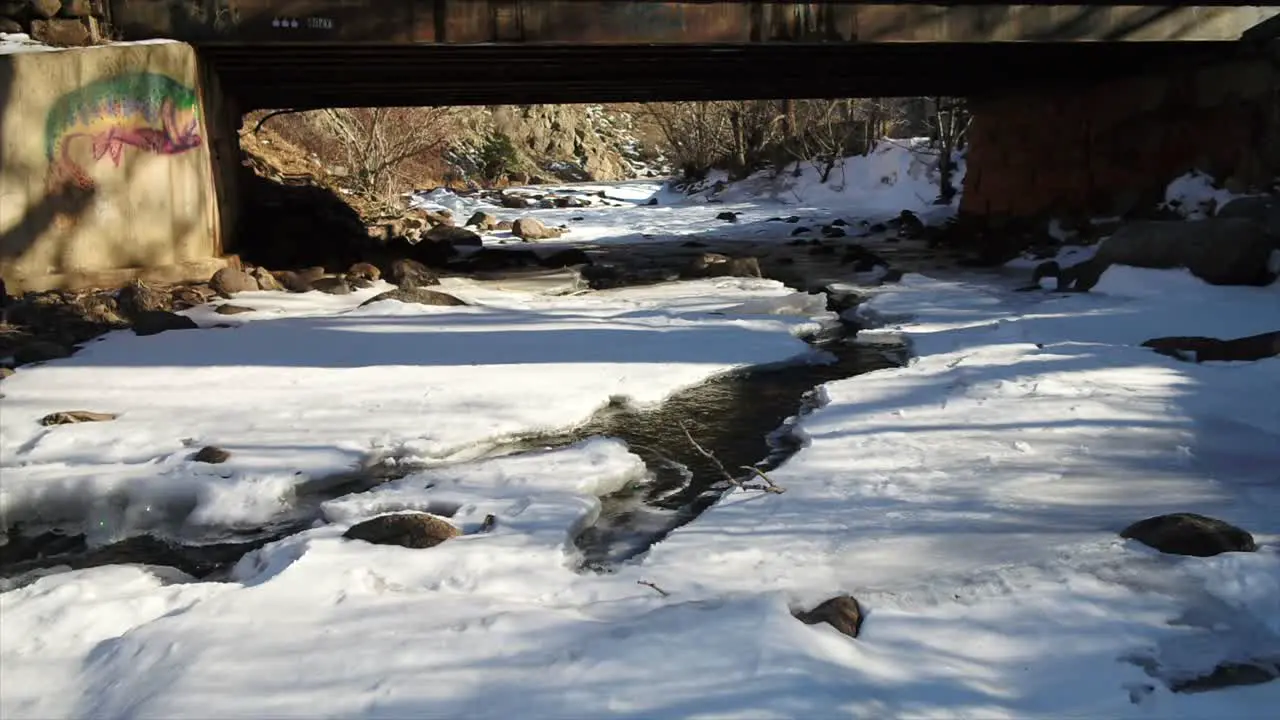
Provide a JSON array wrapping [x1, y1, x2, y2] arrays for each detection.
[[0, 0, 109, 46], [961, 52, 1279, 220]]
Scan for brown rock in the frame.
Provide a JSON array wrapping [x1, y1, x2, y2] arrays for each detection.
[[214, 304, 255, 316], [417, 209, 454, 227], [168, 286, 212, 310], [346, 262, 381, 282], [132, 310, 198, 336], [0, 18, 23, 33], [512, 217, 565, 241], [500, 194, 532, 209], [74, 293, 126, 326], [495, 220, 514, 231], [41, 410, 117, 426], [793, 595, 864, 639], [465, 211, 500, 231], [209, 268, 258, 297], [0, 367, 14, 380], [30, 17, 89, 45], [192, 445, 231, 464], [408, 238, 457, 268], [1143, 331, 1280, 363], [57, 0, 94, 16], [273, 271, 314, 293], [343, 512, 461, 549], [360, 288, 467, 307], [387, 258, 439, 289], [249, 267, 284, 292], [1120, 513, 1256, 557], [29, 0, 62, 19], [298, 266, 326, 282], [116, 280, 173, 317], [424, 225, 482, 247], [310, 277, 352, 295]]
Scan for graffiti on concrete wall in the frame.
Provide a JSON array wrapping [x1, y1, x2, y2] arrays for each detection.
[[44, 72, 203, 191]]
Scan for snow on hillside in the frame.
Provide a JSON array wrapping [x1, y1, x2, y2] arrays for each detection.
[[417, 139, 960, 246]]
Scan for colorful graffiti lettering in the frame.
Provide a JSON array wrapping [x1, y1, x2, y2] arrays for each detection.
[[44, 72, 203, 191]]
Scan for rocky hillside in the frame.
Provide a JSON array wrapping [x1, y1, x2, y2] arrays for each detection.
[[243, 103, 663, 207], [450, 104, 665, 185]]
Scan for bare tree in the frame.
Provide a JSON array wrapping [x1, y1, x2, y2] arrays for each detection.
[[314, 107, 467, 203], [781, 99, 906, 183], [929, 97, 972, 204], [640, 101, 733, 178], [724, 101, 786, 177]]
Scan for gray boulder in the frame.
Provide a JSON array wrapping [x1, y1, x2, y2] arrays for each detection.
[[1068, 219, 1278, 290]]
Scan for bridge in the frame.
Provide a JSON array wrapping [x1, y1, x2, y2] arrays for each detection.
[[2, 1, 1279, 293], [97, 1, 1280, 108]]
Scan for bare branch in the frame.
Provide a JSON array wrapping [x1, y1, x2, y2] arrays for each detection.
[[679, 421, 741, 488], [679, 421, 787, 494], [637, 580, 670, 597]]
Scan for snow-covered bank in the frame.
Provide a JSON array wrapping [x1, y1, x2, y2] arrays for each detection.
[[0, 277, 823, 542], [4, 262, 1277, 719], [635, 267, 1280, 716], [417, 139, 959, 248]]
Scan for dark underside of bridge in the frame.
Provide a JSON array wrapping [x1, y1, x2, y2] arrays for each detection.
[[204, 41, 1242, 110]]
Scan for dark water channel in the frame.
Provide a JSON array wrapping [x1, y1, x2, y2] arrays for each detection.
[[0, 289, 906, 586], [555, 337, 904, 570]]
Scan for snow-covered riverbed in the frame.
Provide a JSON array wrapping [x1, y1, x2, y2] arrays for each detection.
[[3, 149, 1278, 718]]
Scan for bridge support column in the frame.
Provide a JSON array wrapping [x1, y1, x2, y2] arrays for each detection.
[[961, 51, 1280, 222], [0, 41, 237, 292]]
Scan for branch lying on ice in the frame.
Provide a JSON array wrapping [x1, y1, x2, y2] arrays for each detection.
[[678, 421, 786, 494], [637, 580, 670, 597], [739, 465, 786, 494]]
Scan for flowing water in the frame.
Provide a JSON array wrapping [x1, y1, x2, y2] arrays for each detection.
[[0, 268, 907, 584]]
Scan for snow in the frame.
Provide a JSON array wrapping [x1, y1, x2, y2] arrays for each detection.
[[4, 143, 1280, 718], [0, 33, 58, 54], [0, 277, 821, 541], [0, 33, 181, 55], [416, 139, 959, 248], [1162, 170, 1255, 220]]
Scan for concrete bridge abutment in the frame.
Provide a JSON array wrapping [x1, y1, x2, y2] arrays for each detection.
[[961, 47, 1280, 223], [0, 40, 241, 293]]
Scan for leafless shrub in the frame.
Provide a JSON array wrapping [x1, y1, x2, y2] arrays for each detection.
[[313, 107, 470, 202], [926, 97, 972, 204]]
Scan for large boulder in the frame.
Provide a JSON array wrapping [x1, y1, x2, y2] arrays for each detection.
[[343, 512, 461, 549], [116, 281, 173, 317], [1120, 513, 1256, 557], [386, 258, 439, 289], [511, 217, 566, 241], [1217, 195, 1280, 236], [408, 238, 458, 268], [310, 277, 352, 295], [132, 310, 198, 336], [209, 268, 258, 297], [793, 595, 864, 639], [465, 211, 500, 231], [360, 288, 467, 307], [1069, 219, 1278, 289], [249, 267, 284, 292], [1142, 331, 1280, 363], [424, 225, 481, 247]]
